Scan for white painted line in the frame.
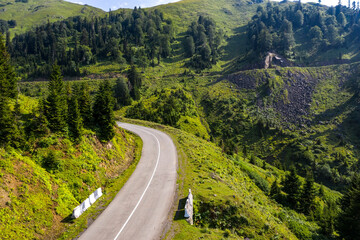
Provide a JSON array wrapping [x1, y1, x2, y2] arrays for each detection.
[[113, 128, 161, 240]]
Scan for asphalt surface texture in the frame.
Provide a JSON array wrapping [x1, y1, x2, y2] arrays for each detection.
[[78, 122, 177, 240]]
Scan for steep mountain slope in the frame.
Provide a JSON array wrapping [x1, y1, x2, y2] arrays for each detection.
[[0, 0, 104, 35], [0, 93, 142, 239]]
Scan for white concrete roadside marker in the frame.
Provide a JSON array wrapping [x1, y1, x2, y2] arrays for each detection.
[[72, 206, 82, 219], [89, 193, 96, 205], [72, 188, 102, 219], [184, 189, 193, 225]]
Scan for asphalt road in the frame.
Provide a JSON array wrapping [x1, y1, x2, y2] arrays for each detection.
[[78, 122, 177, 240]]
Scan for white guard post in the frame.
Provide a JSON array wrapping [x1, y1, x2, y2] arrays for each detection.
[[184, 189, 193, 225], [72, 188, 103, 219]]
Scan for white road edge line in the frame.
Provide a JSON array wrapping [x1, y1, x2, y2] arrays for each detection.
[[113, 127, 161, 240]]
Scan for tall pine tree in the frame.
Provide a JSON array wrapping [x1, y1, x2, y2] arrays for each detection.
[[114, 77, 132, 106], [337, 174, 360, 239], [76, 83, 92, 128], [67, 95, 82, 143], [93, 80, 115, 142], [0, 97, 17, 147], [45, 64, 67, 133], [128, 65, 142, 101], [0, 34, 20, 147], [0, 34, 17, 99], [300, 175, 316, 215], [282, 167, 301, 209]]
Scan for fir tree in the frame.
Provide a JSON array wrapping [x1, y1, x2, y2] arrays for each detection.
[[270, 179, 281, 200], [337, 174, 360, 240], [26, 98, 49, 140], [68, 95, 82, 143], [282, 167, 301, 209], [45, 64, 67, 133], [128, 65, 142, 100], [0, 35, 21, 147], [76, 83, 92, 128], [0, 34, 17, 99], [0, 97, 17, 147], [93, 80, 115, 142], [320, 200, 337, 236], [114, 77, 132, 106], [300, 175, 317, 214]]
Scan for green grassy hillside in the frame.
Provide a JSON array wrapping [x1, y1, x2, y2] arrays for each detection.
[[0, 95, 141, 239], [124, 62, 360, 190], [122, 118, 341, 240], [0, 0, 104, 35]]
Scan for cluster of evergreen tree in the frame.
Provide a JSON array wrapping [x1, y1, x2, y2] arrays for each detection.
[[126, 88, 197, 127], [0, 19, 16, 34], [183, 16, 223, 69], [270, 168, 317, 214], [0, 35, 22, 148], [337, 174, 360, 239], [269, 168, 338, 236], [247, 1, 360, 58], [42, 64, 120, 142], [0, 31, 122, 147], [8, 7, 174, 78], [269, 168, 360, 238]]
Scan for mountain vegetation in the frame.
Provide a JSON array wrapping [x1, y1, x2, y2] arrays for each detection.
[[0, 35, 141, 239], [0, 0, 103, 35], [8, 7, 174, 78], [2, 0, 360, 239], [247, 1, 360, 64]]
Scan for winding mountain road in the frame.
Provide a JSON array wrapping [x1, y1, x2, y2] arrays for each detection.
[[78, 122, 177, 240]]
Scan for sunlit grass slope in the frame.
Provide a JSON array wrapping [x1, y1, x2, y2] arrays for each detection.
[[0, 95, 140, 239], [0, 0, 104, 35], [121, 118, 340, 240]]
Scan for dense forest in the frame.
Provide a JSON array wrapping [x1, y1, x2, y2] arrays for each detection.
[[247, 1, 360, 61], [183, 16, 223, 69], [0, 33, 136, 148], [7, 7, 174, 78]]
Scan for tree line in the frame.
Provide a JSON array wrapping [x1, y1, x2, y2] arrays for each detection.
[[0, 35, 142, 148], [247, 1, 360, 58], [7, 7, 174, 78]]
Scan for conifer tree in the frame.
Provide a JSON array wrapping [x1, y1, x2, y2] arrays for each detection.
[[282, 167, 301, 209], [0, 97, 17, 146], [114, 77, 132, 106], [76, 83, 92, 128], [26, 98, 49, 139], [300, 175, 316, 214], [45, 64, 67, 133], [270, 179, 281, 200], [337, 174, 360, 239], [128, 65, 142, 100], [184, 36, 195, 57], [0, 34, 21, 147], [0, 34, 17, 99], [68, 95, 82, 143], [93, 80, 115, 142]]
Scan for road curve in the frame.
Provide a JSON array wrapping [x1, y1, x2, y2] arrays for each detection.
[[78, 122, 177, 240]]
